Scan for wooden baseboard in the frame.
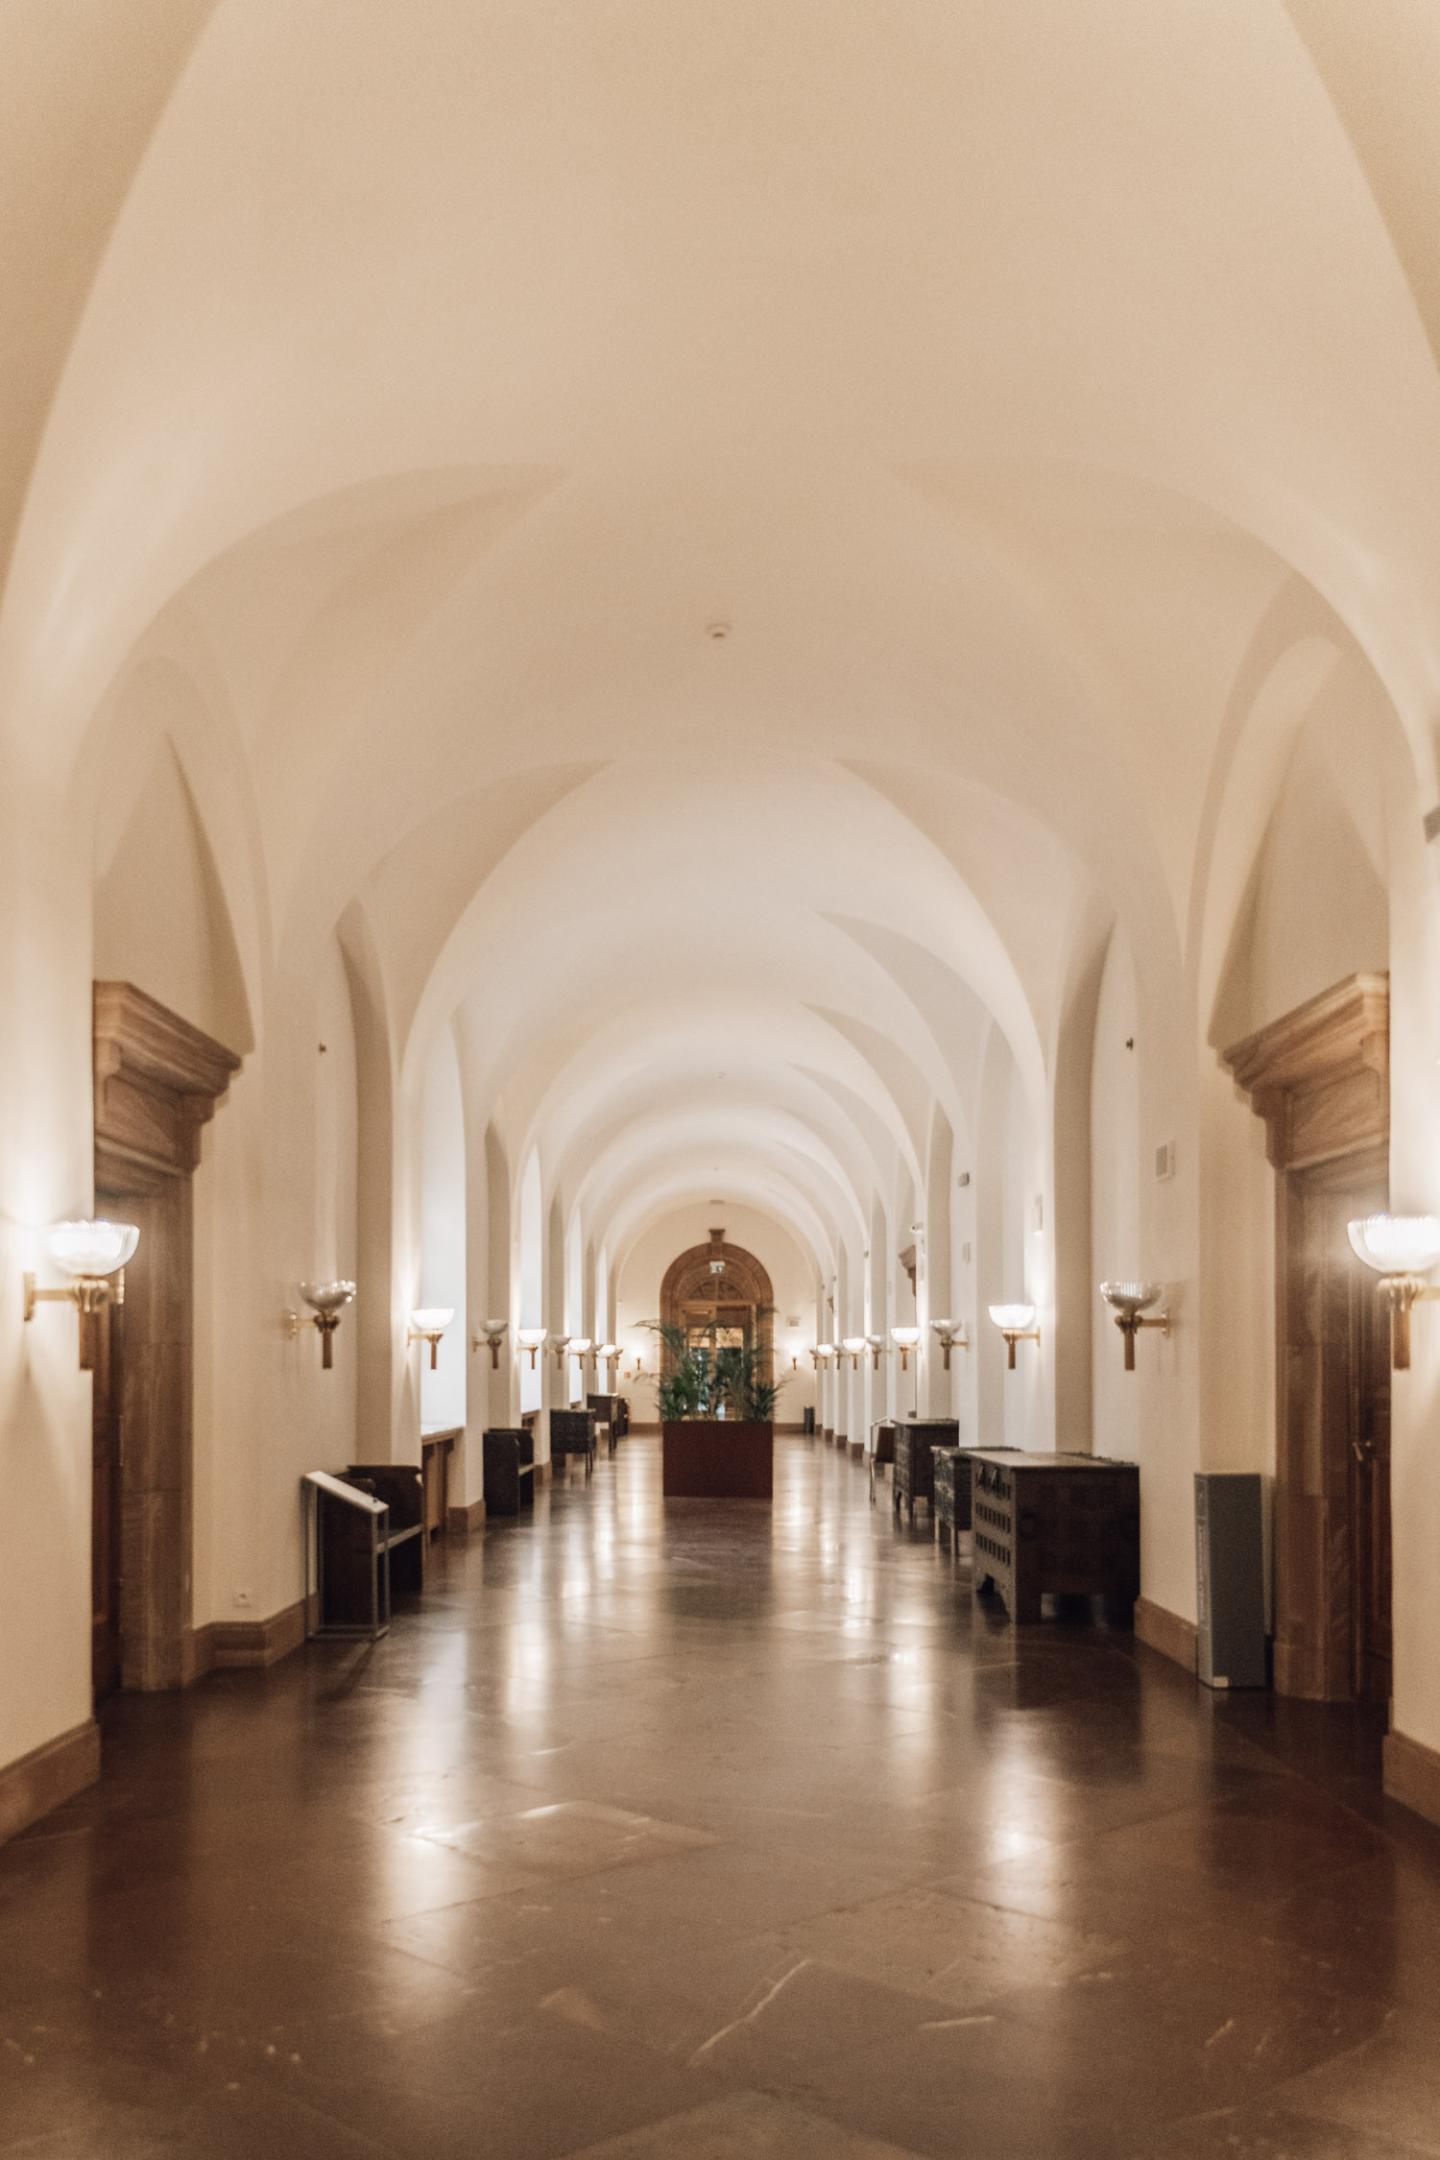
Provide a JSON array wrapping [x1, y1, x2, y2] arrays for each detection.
[[0, 1719, 101, 1847], [1134, 1595, 1199, 1673], [447, 1496, 486, 1534], [1384, 1728, 1440, 1830], [194, 1598, 308, 1674]]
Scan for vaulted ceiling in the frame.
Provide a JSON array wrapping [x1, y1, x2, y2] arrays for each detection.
[[5, 1, 1439, 1271]]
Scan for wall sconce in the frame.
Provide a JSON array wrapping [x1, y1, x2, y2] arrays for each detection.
[[930, 1318, 969, 1371], [989, 1303, 1039, 1370], [1348, 1215, 1440, 1370], [570, 1337, 593, 1374], [287, 1281, 357, 1369], [516, 1325, 547, 1368], [551, 1333, 572, 1368], [24, 1219, 139, 1371], [890, 1325, 921, 1371], [596, 1342, 619, 1379], [1099, 1281, 1169, 1371], [408, 1306, 454, 1370], [473, 1317, 508, 1368], [628, 1350, 646, 1380], [815, 1341, 836, 1367], [865, 1332, 885, 1370], [841, 1336, 867, 1369]]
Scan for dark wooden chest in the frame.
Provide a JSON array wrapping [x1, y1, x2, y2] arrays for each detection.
[[550, 1408, 597, 1474], [892, 1419, 960, 1520], [968, 1451, 1140, 1623]]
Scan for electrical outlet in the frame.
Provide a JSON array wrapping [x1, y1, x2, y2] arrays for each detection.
[[233, 1587, 254, 1610]]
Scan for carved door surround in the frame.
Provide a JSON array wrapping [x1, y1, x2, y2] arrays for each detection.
[[93, 983, 241, 1692], [660, 1229, 775, 1381], [1225, 973, 1390, 1702]]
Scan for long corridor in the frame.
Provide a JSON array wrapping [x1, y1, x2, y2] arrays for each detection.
[[2, 1439, 1438, 2159]]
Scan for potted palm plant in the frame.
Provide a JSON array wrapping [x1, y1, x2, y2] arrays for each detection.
[[652, 1321, 781, 1497]]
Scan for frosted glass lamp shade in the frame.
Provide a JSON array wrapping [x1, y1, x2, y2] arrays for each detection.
[[596, 1342, 619, 1359], [569, 1337, 593, 1355], [1347, 1216, 1440, 1277], [815, 1341, 835, 1357], [841, 1336, 867, 1353], [988, 1304, 1036, 1332], [516, 1325, 547, 1367], [410, 1307, 454, 1333], [1099, 1281, 1163, 1321], [47, 1220, 138, 1278], [482, 1317, 508, 1335], [889, 1326, 921, 1347], [300, 1280, 357, 1316]]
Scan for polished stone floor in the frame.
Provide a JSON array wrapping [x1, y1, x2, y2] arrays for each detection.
[[3, 1437, 1440, 2158]]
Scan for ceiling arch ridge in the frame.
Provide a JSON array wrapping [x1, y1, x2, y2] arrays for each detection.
[[539, 1036, 902, 1209], [607, 1176, 837, 1288], [520, 991, 915, 1133], [576, 1141, 867, 1280], [0, 1, 216, 650], [198, 465, 570, 920], [802, 1005, 940, 1169], [1188, 580, 1424, 1044], [486, 990, 920, 1211], [901, 438, 1440, 822], [790, 1064, 915, 1195], [571, 1101, 871, 1252], [821, 911, 1038, 1121]]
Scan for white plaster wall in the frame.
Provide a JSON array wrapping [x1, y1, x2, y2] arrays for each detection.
[[1090, 930, 1142, 1464], [417, 1028, 466, 1432], [93, 739, 252, 1056]]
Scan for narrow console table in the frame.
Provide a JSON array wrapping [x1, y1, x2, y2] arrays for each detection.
[[967, 1451, 1140, 1624], [892, 1418, 960, 1521], [483, 1427, 535, 1516]]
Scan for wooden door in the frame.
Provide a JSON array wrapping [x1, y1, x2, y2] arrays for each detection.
[[1283, 1153, 1391, 1706], [1350, 1227, 1392, 1703], [90, 1293, 123, 1700]]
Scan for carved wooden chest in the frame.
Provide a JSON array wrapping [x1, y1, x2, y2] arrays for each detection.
[[968, 1451, 1140, 1623], [892, 1418, 960, 1521]]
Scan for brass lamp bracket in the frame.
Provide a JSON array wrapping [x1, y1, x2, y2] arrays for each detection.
[[1380, 1276, 1440, 1370], [999, 1326, 1041, 1372], [1113, 1310, 1171, 1372], [24, 1270, 126, 1370], [285, 1309, 344, 1369]]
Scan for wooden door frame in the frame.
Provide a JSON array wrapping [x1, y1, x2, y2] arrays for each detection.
[[1225, 972, 1389, 1701], [93, 983, 240, 1692], [660, 1229, 775, 1383]]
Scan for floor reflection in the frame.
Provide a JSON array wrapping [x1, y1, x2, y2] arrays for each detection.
[[1, 1435, 1438, 2160]]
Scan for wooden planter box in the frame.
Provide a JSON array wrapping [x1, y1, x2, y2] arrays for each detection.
[[662, 1420, 774, 1498]]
